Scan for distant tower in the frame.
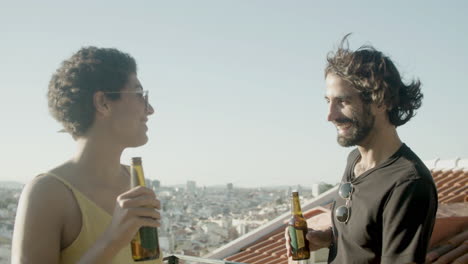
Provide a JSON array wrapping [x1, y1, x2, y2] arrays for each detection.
[[312, 182, 334, 197], [152, 179, 161, 189], [237, 223, 247, 236], [227, 183, 233, 198], [312, 183, 320, 197], [145, 179, 153, 189], [186, 180, 196, 193]]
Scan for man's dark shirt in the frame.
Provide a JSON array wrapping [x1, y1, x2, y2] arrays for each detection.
[[328, 144, 438, 264]]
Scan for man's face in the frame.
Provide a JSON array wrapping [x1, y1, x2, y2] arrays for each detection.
[[325, 74, 375, 147]]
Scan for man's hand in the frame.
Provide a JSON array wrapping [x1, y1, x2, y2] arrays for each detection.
[[306, 228, 333, 251], [284, 227, 333, 257]]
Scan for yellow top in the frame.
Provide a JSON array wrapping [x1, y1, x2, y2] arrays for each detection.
[[47, 173, 163, 264]]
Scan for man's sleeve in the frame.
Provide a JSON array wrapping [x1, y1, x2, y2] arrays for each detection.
[[381, 179, 437, 264]]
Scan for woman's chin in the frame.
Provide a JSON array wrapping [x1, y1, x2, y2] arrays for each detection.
[[127, 135, 149, 148]]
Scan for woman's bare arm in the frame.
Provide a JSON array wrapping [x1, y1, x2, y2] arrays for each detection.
[[11, 176, 68, 263]]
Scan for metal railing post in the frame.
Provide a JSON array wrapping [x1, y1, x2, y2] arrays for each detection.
[[162, 254, 247, 264], [166, 255, 179, 264]]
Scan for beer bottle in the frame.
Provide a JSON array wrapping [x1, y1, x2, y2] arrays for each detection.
[[130, 157, 160, 261], [288, 191, 310, 260]]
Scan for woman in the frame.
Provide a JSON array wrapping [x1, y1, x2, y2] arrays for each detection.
[[12, 47, 162, 263]]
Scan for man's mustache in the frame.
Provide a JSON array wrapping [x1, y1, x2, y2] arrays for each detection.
[[334, 118, 355, 125]]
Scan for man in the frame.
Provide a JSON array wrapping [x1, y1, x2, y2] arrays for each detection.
[[286, 35, 438, 264]]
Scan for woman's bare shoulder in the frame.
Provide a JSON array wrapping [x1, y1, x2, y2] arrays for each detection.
[[19, 164, 77, 214], [12, 164, 80, 263]]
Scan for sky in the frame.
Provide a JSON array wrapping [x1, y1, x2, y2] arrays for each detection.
[[1, 1, 467, 188]]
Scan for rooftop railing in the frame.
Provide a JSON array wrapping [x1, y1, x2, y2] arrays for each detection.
[[163, 254, 247, 264]]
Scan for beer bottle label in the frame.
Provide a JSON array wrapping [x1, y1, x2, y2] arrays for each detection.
[[296, 229, 305, 248], [288, 226, 298, 250], [140, 226, 158, 250]]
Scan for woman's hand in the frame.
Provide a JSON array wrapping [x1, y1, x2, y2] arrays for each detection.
[[103, 186, 161, 251]]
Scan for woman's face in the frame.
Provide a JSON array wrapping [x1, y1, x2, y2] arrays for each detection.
[[106, 73, 155, 148]]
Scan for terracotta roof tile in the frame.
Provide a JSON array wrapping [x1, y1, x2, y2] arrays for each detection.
[[426, 223, 468, 263], [262, 257, 288, 264], [430, 206, 468, 246], [243, 254, 277, 264], [438, 185, 461, 196], [426, 244, 455, 263], [432, 168, 468, 204], [430, 241, 468, 264], [439, 172, 465, 188], [238, 255, 264, 263], [432, 170, 443, 179], [263, 244, 287, 256], [448, 229, 468, 245], [451, 186, 468, 195], [435, 170, 461, 187], [254, 243, 279, 254], [438, 187, 468, 202], [232, 230, 287, 262], [226, 250, 252, 262], [453, 252, 468, 264], [439, 193, 468, 204], [242, 230, 284, 252]]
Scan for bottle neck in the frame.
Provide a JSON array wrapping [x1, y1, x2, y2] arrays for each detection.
[[131, 163, 146, 187], [291, 193, 303, 216], [132, 157, 142, 165]]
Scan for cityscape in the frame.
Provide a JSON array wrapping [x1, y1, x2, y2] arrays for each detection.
[[0, 180, 335, 263]]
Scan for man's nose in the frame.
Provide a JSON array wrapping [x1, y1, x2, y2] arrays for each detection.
[[327, 102, 338, 122]]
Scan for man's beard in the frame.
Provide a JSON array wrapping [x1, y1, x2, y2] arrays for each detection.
[[336, 104, 375, 147]]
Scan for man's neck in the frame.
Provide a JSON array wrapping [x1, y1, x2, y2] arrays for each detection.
[[354, 125, 402, 177]]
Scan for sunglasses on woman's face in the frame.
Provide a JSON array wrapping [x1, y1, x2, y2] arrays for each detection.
[[335, 182, 353, 223], [104, 90, 150, 110]]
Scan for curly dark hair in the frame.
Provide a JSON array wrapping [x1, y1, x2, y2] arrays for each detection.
[[325, 34, 423, 127], [48, 47, 137, 138]]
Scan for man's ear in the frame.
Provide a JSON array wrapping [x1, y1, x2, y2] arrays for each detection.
[[370, 102, 387, 117], [94, 91, 110, 117], [376, 102, 389, 113]]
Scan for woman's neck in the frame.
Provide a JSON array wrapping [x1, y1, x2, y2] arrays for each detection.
[[71, 136, 124, 183]]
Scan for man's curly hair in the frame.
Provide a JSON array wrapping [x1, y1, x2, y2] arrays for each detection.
[[325, 34, 423, 127], [48, 47, 137, 138]]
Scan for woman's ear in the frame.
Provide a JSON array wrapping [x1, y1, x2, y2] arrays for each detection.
[[94, 91, 110, 117]]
